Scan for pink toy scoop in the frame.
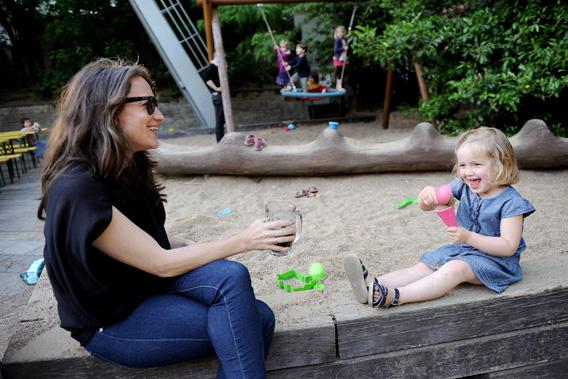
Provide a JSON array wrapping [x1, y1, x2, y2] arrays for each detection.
[[435, 184, 452, 205]]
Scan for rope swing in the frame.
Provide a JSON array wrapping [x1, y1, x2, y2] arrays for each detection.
[[339, 5, 358, 85], [257, 3, 358, 100], [257, 4, 297, 91]]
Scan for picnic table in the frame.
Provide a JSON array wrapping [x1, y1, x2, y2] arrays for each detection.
[[0, 131, 39, 185]]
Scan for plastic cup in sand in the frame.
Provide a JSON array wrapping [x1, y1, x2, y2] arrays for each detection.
[[435, 205, 457, 227], [328, 121, 339, 129], [435, 184, 452, 205]]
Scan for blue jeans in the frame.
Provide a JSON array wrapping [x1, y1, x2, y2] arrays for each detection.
[[85, 260, 275, 378], [212, 93, 225, 142]]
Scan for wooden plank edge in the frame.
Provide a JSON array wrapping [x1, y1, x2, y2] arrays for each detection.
[[336, 286, 568, 359], [267, 321, 568, 379]]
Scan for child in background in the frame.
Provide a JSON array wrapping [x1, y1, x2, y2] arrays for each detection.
[[20, 117, 47, 157], [344, 127, 535, 308], [333, 25, 348, 90], [285, 42, 310, 91], [275, 39, 293, 89], [20, 117, 41, 143], [307, 71, 327, 93], [20, 117, 41, 134]]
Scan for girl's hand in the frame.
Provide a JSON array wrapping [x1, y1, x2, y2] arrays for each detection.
[[447, 227, 471, 244], [237, 219, 296, 254], [418, 186, 438, 211]]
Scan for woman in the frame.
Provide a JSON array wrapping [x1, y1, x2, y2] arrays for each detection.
[[38, 58, 296, 377]]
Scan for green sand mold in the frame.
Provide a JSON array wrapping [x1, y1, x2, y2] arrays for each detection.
[[276, 263, 326, 292], [396, 195, 418, 209]]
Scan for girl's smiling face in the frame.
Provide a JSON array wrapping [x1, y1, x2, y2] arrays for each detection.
[[456, 143, 501, 198]]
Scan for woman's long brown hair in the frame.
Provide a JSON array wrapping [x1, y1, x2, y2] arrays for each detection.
[[38, 58, 165, 220]]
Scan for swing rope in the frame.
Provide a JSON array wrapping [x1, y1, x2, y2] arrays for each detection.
[[339, 4, 358, 85], [257, 4, 297, 91]]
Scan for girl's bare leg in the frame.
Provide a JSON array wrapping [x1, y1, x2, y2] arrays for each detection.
[[377, 262, 434, 288], [398, 260, 481, 304]]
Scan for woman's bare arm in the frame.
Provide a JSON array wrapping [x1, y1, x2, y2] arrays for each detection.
[[92, 206, 295, 278]]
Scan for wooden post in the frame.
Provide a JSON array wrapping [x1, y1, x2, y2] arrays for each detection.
[[381, 68, 394, 129], [202, 0, 214, 61], [211, 8, 235, 133], [414, 62, 429, 102]]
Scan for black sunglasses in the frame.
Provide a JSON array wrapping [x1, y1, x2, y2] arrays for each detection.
[[123, 96, 158, 115]]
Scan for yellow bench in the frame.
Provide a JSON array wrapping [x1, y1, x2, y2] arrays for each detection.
[[12, 146, 38, 168], [0, 153, 23, 184]]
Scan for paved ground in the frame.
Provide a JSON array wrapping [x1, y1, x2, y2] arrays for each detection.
[[0, 167, 43, 362]]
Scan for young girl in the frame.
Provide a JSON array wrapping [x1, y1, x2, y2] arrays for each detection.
[[275, 39, 293, 88], [332, 25, 348, 90], [344, 127, 535, 308]]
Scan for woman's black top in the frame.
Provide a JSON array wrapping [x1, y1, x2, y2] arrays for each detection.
[[43, 165, 170, 346]]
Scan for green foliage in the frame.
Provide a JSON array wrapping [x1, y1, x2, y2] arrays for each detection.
[[351, 0, 568, 134], [38, 0, 168, 97]]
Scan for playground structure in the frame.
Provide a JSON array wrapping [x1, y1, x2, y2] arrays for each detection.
[[129, 0, 215, 129], [130, 0, 350, 131], [130, 0, 424, 131], [154, 119, 568, 176]]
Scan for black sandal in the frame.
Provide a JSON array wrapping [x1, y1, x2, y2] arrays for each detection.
[[369, 278, 400, 308]]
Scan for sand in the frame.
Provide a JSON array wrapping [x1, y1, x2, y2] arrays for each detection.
[[160, 121, 568, 328]]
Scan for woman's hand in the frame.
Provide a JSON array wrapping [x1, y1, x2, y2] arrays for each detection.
[[237, 219, 296, 254], [418, 186, 438, 211], [447, 226, 471, 244]]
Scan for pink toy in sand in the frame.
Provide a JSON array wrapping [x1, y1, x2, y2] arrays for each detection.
[[435, 184, 452, 205], [435, 205, 457, 227]]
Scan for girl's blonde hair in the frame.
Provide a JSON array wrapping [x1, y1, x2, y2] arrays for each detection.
[[453, 127, 519, 186], [335, 25, 346, 36]]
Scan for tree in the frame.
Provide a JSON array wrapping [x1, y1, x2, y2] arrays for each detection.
[[37, 0, 170, 97], [0, 0, 46, 89], [350, 0, 568, 134]]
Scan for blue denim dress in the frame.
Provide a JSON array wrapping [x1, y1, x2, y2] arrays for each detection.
[[420, 178, 535, 293]]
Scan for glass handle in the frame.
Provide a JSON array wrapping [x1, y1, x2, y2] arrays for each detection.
[[293, 211, 303, 244]]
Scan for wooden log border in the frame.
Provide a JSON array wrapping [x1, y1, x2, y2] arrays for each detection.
[[154, 119, 568, 176], [267, 322, 568, 379], [335, 286, 568, 359]]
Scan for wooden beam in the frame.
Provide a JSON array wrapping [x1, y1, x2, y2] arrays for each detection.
[[381, 68, 394, 129], [268, 323, 568, 379], [211, 8, 235, 133], [197, 0, 343, 5], [336, 286, 568, 359], [414, 62, 429, 102], [202, 0, 214, 61]]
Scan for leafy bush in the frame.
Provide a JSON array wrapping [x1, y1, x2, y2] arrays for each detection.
[[350, 0, 568, 135]]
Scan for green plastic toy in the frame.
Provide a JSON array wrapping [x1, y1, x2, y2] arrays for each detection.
[[276, 262, 326, 292], [396, 195, 418, 209]]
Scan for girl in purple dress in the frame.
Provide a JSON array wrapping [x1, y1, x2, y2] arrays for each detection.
[[275, 39, 292, 88]]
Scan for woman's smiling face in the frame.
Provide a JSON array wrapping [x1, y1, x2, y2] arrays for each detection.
[[116, 76, 164, 153]]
